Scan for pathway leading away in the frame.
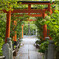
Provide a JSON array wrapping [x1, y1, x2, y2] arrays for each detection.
[[15, 36, 43, 59]]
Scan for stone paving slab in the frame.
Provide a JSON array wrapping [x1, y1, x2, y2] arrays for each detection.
[[15, 36, 43, 59], [29, 51, 38, 59], [18, 45, 28, 54], [15, 53, 28, 59], [28, 45, 36, 51]]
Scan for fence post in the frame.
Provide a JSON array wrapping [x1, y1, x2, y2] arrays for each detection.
[[2, 38, 13, 59], [7, 38, 13, 59], [2, 43, 10, 59], [47, 40, 55, 59], [44, 37, 50, 59]]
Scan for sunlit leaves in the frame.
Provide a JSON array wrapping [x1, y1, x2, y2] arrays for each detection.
[[0, 13, 6, 56], [0, 0, 20, 11], [39, 40, 49, 53], [45, 10, 59, 43]]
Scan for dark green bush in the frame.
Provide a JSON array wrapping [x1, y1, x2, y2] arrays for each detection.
[[38, 40, 49, 53]]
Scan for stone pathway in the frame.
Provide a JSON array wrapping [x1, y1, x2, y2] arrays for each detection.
[[15, 36, 43, 59]]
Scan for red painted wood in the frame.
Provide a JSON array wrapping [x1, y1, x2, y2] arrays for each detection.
[[22, 25, 24, 38], [43, 13, 47, 40], [3, 9, 48, 13], [28, 4, 31, 10], [48, 3, 52, 40], [28, 4, 31, 15], [11, 14, 42, 17], [13, 21, 17, 41], [12, 9, 48, 13], [48, 3, 52, 14], [43, 24, 47, 40], [28, 19, 36, 21], [14, 31, 17, 41], [5, 10, 11, 43], [3, 10, 8, 13], [4, 2, 54, 42]]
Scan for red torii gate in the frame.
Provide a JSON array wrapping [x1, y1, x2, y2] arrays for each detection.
[[3, 1, 52, 43]]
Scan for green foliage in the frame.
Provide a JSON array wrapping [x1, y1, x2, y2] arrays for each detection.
[[32, 4, 48, 10], [0, 38, 4, 56], [0, 13, 6, 56], [11, 14, 29, 39], [45, 10, 59, 51], [16, 20, 24, 38], [45, 10, 59, 40], [36, 10, 59, 53], [35, 5, 59, 53], [35, 17, 45, 39], [38, 40, 49, 53], [0, 0, 59, 56], [0, 0, 22, 11], [35, 40, 45, 45], [1, 0, 58, 12], [23, 21, 36, 35]]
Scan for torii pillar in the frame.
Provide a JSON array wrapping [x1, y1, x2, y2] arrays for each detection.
[[48, 3, 52, 40], [13, 21, 17, 41], [5, 10, 11, 43], [22, 25, 24, 38], [43, 13, 47, 40]]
